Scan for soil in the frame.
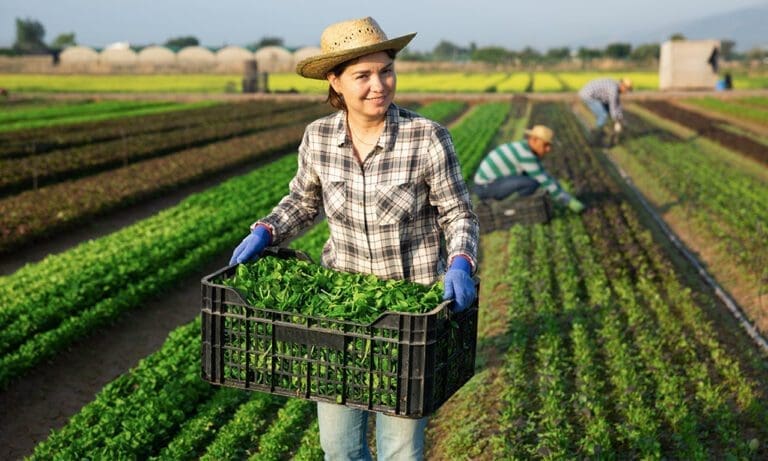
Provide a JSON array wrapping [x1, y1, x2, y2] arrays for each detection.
[[636, 100, 768, 167]]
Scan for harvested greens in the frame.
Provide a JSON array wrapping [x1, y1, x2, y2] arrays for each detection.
[[222, 255, 445, 324]]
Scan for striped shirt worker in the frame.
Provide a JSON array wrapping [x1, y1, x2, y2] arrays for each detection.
[[578, 78, 625, 123], [473, 140, 575, 205], [258, 104, 479, 286]]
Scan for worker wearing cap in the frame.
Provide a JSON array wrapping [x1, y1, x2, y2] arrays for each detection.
[[472, 125, 586, 213], [579, 77, 633, 144]]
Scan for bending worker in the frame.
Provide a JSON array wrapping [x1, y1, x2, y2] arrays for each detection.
[[578, 77, 633, 143], [472, 125, 585, 213]]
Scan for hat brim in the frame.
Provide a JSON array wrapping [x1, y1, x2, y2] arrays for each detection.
[[296, 33, 416, 80]]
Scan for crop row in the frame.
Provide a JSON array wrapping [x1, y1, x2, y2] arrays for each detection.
[[0, 102, 325, 195], [436, 101, 768, 459], [0, 106, 331, 254], [0, 71, 682, 95], [615, 122, 768, 288], [0, 99, 208, 132], [0, 98, 310, 158], [25, 100, 505, 458], [543, 102, 764, 456], [683, 96, 768, 125], [0, 154, 297, 388]]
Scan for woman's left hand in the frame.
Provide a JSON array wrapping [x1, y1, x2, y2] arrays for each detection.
[[443, 257, 476, 312]]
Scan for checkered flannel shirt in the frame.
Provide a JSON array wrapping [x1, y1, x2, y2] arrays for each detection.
[[578, 78, 624, 122], [258, 103, 479, 285]]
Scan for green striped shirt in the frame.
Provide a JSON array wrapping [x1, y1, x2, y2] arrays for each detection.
[[473, 140, 573, 204]]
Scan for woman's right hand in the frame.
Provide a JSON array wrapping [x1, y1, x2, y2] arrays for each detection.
[[229, 225, 272, 265]]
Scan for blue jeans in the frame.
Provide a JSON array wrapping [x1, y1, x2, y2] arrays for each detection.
[[583, 98, 609, 128], [317, 402, 428, 460], [472, 176, 539, 201]]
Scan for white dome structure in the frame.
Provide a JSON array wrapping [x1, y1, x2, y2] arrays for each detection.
[[255, 46, 293, 72], [137, 46, 176, 65], [177, 46, 216, 66], [216, 46, 256, 72], [216, 45, 254, 63], [293, 46, 321, 67], [60, 46, 99, 64], [100, 47, 138, 65]]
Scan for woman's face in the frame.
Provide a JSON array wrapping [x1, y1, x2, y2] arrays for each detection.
[[328, 51, 396, 119]]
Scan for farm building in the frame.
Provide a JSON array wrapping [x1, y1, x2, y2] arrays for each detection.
[[659, 39, 721, 90]]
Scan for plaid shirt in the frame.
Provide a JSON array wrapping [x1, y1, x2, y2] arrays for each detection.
[[473, 140, 574, 205], [259, 104, 478, 285], [578, 78, 624, 122]]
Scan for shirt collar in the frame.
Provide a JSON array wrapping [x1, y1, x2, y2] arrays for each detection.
[[333, 104, 400, 153]]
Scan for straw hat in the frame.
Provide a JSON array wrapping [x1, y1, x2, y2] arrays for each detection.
[[620, 77, 634, 90], [296, 17, 416, 79], [524, 125, 554, 144]]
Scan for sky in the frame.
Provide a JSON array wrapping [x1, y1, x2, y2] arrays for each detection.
[[1, 0, 766, 52]]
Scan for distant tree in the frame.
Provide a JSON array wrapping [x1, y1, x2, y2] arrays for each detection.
[[13, 17, 48, 54], [720, 39, 737, 60], [517, 46, 541, 65], [164, 36, 199, 48], [669, 33, 686, 41], [577, 47, 603, 60], [51, 32, 76, 50], [398, 48, 429, 61], [605, 42, 632, 59], [745, 47, 768, 61], [433, 40, 469, 60], [252, 36, 284, 49], [471, 46, 514, 65], [630, 43, 660, 61], [545, 47, 570, 62]]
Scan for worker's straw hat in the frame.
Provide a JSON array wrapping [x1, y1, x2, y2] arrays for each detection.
[[524, 125, 554, 144], [620, 77, 634, 90], [296, 17, 416, 80]]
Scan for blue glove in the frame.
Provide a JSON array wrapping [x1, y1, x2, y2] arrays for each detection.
[[443, 256, 476, 312], [568, 198, 586, 213], [229, 225, 271, 265]]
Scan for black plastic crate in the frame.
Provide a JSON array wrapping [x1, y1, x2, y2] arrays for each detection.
[[471, 197, 495, 234], [491, 189, 552, 229], [201, 247, 479, 418]]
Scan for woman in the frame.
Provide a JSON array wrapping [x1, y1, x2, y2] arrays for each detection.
[[229, 16, 478, 460]]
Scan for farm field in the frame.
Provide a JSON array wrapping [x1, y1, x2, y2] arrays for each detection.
[[2, 70, 768, 94], [0, 91, 767, 460]]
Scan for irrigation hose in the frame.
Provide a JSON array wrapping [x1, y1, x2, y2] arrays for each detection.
[[600, 149, 768, 356]]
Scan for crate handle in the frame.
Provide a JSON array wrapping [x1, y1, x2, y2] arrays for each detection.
[[274, 322, 346, 351]]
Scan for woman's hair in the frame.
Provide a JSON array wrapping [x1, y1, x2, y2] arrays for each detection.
[[326, 49, 397, 111]]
